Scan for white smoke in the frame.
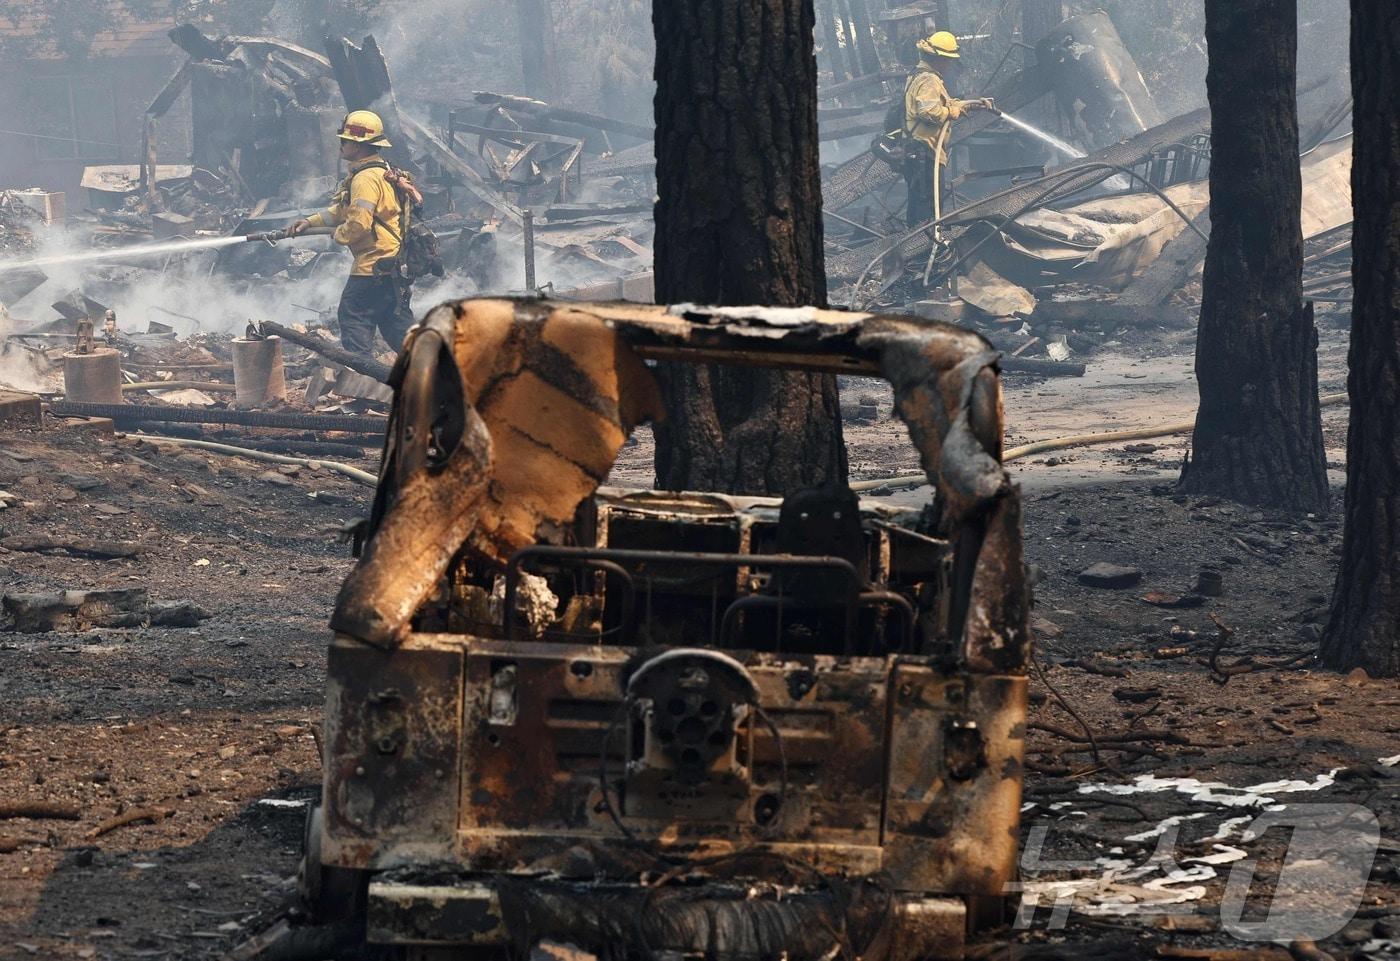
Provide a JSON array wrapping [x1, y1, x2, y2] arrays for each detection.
[[5, 224, 350, 340], [0, 301, 54, 392]]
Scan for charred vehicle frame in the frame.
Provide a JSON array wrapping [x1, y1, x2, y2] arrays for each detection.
[[302, 298, 1032, 960]]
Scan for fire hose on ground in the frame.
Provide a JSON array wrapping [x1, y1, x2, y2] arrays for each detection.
[[48, 401, 388, 435], [849, 391, 1350, 493], [127, 435, 379, 487]]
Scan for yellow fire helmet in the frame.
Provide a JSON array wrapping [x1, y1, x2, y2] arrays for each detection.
[[337, 109, 391, 146], [916, 30, 961, 59]]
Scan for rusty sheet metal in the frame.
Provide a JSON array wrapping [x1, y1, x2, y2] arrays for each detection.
[[882, 668, 1027, 895], [322, 634, 465, 869], [962, 492, 1032, 673], [455, 638, 889, 874], [331, 299, 664, 647], [328, 631, 1027, 895], [442, 300, 664, 561], [331, 330, 493, 648]]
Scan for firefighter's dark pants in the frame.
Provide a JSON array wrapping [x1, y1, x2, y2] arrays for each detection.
[[904, 141, 937, 228], [337, 274, 414, 358]]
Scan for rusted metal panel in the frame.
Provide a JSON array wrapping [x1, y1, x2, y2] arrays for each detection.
[[882, 667, 1027, 895], [892, 896, 967, 961], [322, 635, 465, 869], [453, 640, 890, 871], [962, 491, 1032, 673]]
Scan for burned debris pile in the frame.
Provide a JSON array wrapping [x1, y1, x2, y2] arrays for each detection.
[[813, 5, 1354, 376], [0, 194, 40, 253], [0, 23, 661, 441]]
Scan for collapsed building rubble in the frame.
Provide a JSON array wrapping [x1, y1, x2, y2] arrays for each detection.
[[0, 21, 664, 442], [807, 3, 1354, 377]]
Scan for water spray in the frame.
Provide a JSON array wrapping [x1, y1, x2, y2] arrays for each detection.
[[991, 108, 1134, 189], [0, 226, 329, 275], [989, 107, 1087, 160]]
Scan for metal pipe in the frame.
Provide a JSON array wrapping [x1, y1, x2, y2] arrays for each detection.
[[506, 545, 862, 650], [48, 401, 388, 435], [120, 381, 236, 393], [522, 208, 536, 289]]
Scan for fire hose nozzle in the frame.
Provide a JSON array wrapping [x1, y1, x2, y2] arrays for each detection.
[[244, 229, 290, 246]]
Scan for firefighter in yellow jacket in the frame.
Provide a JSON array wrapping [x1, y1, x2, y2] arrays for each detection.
[[288, 110, 414, 358], [903, 31, 995, 227]]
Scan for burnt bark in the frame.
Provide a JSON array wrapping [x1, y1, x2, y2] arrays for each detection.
[[517, 0, 559, 100], [1320, 1, 1400, 678], [652, 0, 847, 495], [1177, 0, 1328, 514], [1020, 0, 1066, 137]]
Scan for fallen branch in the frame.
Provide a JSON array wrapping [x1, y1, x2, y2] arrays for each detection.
[[1066, 657, 1130, 678], [0, 536, 142, 559], [1029, 722, 1189, 746], [1201, 614, 1316, 684], [1157, 947, 1293, 961], [87, 806, 174, 839], [1075, 796, 1150, 822], [1031, 650, 1103, 767], [0, 801, 82, 821], [1000, 356, 1087, 377]]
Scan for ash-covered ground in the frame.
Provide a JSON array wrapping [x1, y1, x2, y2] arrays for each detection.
[[0, 319, 1395, 961]]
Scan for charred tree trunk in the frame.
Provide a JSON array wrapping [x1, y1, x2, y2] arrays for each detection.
[[653, 0, 847, 495], [517, 0, 559, 100], [843, 0, 882, 77], [1320, 1, 1400, 679], [814, 0, 850, 82], [1020, 0, 1066, 136], [1177, 0, 1328, 514]]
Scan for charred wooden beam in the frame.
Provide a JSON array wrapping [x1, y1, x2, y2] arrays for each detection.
[[259, 321, 392, 382], [472, 92, 652, 142], [324, 35, 417, 175]]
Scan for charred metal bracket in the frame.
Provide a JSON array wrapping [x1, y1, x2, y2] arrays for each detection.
[[943, 718, 987, 781], [626, 648, 758, 786], [599, 648, 788, 835], [488, 664, 518, 726]]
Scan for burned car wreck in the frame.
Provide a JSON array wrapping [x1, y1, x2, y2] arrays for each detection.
[[304, 299, 1031, 960]]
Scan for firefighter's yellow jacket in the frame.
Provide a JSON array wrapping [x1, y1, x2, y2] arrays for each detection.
[[904, 64, 965, 164], [307, 157, 404, 277]]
